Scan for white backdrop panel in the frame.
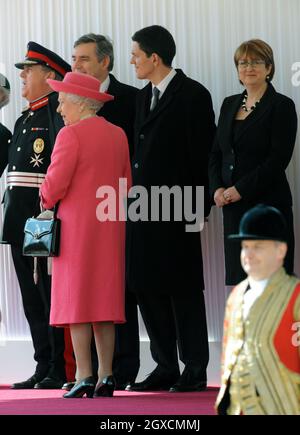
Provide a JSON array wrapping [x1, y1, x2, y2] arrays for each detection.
[[0, 0, 299, 342]]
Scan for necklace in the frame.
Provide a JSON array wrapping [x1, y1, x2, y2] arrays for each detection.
[[241, 94, 260, 112]]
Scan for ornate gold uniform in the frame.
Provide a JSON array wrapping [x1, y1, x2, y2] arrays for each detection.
[[216, 267, 300, 415]]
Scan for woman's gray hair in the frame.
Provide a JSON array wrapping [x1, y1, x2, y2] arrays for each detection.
[[66, 93, 104, 112], [0, 87, 10, 109]]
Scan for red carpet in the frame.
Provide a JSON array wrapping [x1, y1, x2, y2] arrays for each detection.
[[0, 385, 218, 415]]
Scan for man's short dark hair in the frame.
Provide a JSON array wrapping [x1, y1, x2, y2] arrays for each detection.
[[74, 33, 114, 71], [132, 25, 176, 67]]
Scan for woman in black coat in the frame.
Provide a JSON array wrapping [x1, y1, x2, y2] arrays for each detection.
[[209, 39, 297, 285]]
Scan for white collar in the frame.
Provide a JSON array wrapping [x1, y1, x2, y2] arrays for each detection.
[[243, 277, 269, 319], [100, 75, 110, 93], [152, 69, 177, 98], [247, 277, 269, 293]]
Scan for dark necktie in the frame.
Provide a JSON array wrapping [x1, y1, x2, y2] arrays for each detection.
[[150, 87, 160, 111]]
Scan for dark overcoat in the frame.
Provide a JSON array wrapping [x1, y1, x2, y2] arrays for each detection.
[[126, 69, 216, 295], [99, 74, 138, 159], [209, 84, 297, 285]]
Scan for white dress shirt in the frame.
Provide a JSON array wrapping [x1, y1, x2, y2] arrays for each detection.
[[150, 68, 177, 107], [100, 75, 110, 93], [243, 277, 269, 319]]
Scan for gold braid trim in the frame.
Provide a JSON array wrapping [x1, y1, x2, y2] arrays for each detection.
[[246, 268, 300, 415]]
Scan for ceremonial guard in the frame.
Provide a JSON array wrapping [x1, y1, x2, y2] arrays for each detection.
[[0, 42, 73, 389], [216, 205, 300, 415]]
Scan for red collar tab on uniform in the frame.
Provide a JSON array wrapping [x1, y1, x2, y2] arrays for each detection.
[[29, 96, 49, 111], [27, 50, 66, 77]]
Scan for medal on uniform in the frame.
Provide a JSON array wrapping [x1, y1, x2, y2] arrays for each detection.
[[33, 138, 44, 154], [30, 154, 44, 167]]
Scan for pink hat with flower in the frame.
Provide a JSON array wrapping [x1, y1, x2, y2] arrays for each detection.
[[47, 71, 114, 102]]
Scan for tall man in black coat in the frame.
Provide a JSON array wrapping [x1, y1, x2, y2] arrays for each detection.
[[71, 33, 140, 389], [126, 25, 216, 392], [0, 42, 72, 389]]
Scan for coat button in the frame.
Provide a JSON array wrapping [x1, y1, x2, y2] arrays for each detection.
[[229, 165, 234, 170], [9, 186, 13, 190], [17, 147, 21, 151], [134, 163, 139, 169], [23, 129, 26, 134], [139, 134, 145, 140], [8, 139, 11, 144], [12, 166, 16, 170]]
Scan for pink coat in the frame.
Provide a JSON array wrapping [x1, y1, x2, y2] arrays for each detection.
[[40, 116, 131, 326]]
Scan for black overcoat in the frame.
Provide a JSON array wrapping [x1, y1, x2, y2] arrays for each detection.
[[126, 69, 216, 295], [99, 74, 138, 159]]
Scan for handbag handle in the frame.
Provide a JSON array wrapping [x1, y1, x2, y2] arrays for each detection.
[[53, 202, 59, 219], [36, 199, 59, 218]]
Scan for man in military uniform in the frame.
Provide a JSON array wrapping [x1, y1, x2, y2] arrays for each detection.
[[0, 42, 72, 389], [68, 33, 140, 390]]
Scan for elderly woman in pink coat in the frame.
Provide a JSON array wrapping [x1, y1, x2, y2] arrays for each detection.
[[40, 72, 131, 398]]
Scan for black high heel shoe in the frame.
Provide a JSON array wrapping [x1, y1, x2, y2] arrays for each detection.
[[93, 375, 115, 397], [63, 376, 95, 398]]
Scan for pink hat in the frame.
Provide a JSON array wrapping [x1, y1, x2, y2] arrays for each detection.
[[47, 72, 114, 102]]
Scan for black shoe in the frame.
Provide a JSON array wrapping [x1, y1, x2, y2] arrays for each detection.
[[11, 374, 44, 389], [62, 381, 76, 391], [169, 367, 207, 392], [126, 369, 179, 392], [93, 375, 115, 397], [115, 383, 128, 391], [115, 380, 134, 391], [63, 377, 95, 398], [34, 376, 65, 389]]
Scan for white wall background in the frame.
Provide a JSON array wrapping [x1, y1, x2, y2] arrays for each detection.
[[0, 0, 299, 358]]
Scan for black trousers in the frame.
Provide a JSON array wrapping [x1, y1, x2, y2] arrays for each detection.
[[136, 290, 209, 379], [11, 245, 66, 380], [90, 290, 140, 385], [113, 290, 140, 384]]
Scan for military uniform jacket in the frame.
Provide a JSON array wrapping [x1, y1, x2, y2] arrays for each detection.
[[0, 92, 63, 245]]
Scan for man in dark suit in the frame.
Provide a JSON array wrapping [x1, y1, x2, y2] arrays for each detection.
[[0, 42, 72, 389], [70, 33, 140, 390], [126, 25, 216, 392]]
